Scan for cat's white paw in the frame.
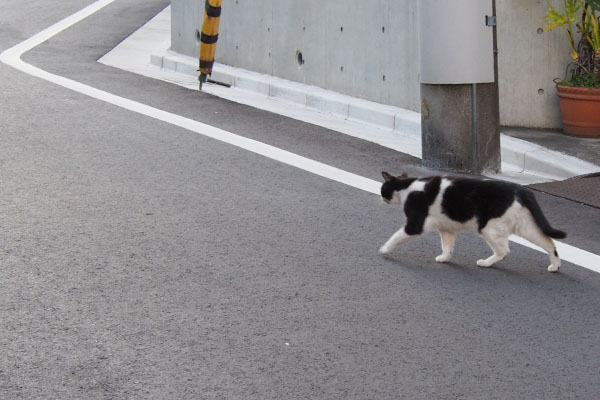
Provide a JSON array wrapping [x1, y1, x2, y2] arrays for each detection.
[[547, 264, 560, 273], [378, 245, 392, 256], [476, 259, 493, 268], [435, 254, 451, 263]]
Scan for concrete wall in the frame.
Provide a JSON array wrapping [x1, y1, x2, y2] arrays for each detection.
[[171, 0, 572, 129], [496, 0, 571, 129]]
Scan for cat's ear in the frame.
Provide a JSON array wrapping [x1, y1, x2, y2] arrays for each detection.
[[382, 171, 393, 182]]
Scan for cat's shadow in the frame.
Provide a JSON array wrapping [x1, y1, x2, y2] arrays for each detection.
[[377, 250, 596, 297], [380, 252, 544, 282]]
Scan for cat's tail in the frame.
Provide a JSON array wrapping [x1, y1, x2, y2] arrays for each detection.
[[517, 188, 567, 239]]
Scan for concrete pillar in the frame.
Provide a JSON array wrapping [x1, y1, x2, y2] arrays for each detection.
[[419, 0, 500, 174], [421, 83, 500, 173]]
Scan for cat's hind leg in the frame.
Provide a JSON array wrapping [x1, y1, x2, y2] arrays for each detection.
[[435, 231, 456, 263], [477, 229, 511, 268], [517, 224, 561, 272], [379, 227, 416, 255]]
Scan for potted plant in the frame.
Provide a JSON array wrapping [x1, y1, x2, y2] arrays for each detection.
[[543, 0, 600, 137]]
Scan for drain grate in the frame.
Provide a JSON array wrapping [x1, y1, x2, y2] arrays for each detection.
[[529, 173, 600, 209]]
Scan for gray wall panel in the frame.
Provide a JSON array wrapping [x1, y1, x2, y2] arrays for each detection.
[[172, 0, 572, 129]]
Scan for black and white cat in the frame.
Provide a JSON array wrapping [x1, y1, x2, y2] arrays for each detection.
[[379, 172, 567, 272]]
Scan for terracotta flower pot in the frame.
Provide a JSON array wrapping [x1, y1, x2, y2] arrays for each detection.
[[556, 85, 600, 138]]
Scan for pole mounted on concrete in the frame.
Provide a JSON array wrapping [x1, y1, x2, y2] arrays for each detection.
[[198, 0, 222, 90], [419, 0, 500, 174]]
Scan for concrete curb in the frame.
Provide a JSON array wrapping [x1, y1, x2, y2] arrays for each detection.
[[151, 50, 421, 135], [500, 135, 600, 180]]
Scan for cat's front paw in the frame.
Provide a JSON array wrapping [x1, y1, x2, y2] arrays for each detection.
[[435, 254, 451, 263], [476, 259, 493, 268], [378, 245, 393, 256], [547, 264, 560, 273]]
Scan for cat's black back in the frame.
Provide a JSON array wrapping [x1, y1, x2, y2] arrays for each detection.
[[441, 178, 519, 231]]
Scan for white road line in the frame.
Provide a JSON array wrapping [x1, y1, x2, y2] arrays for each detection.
[[510, 236, 600, 274], [1, 0, 599, 274]]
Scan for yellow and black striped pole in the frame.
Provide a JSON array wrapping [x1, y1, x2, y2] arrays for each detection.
[[198, 0, 222, 90]]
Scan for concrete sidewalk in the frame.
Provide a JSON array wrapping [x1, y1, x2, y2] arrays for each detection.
[[99, 6, 600, 185]]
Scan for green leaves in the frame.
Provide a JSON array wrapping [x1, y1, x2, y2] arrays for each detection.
[[544, 1, 600, 86], [542, 0, 583, 31], [543, 0, 582, 31], [587, 0, 600, 12], [543, 0, 583, 59], [561, 73, 600, 87], [585, 8, 600, 53]]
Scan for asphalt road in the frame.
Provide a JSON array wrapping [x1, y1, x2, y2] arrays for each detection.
[[1, 1, 600, 399]]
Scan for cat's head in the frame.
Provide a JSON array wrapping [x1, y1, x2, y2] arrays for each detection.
[[381, 171, 412, 204]]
